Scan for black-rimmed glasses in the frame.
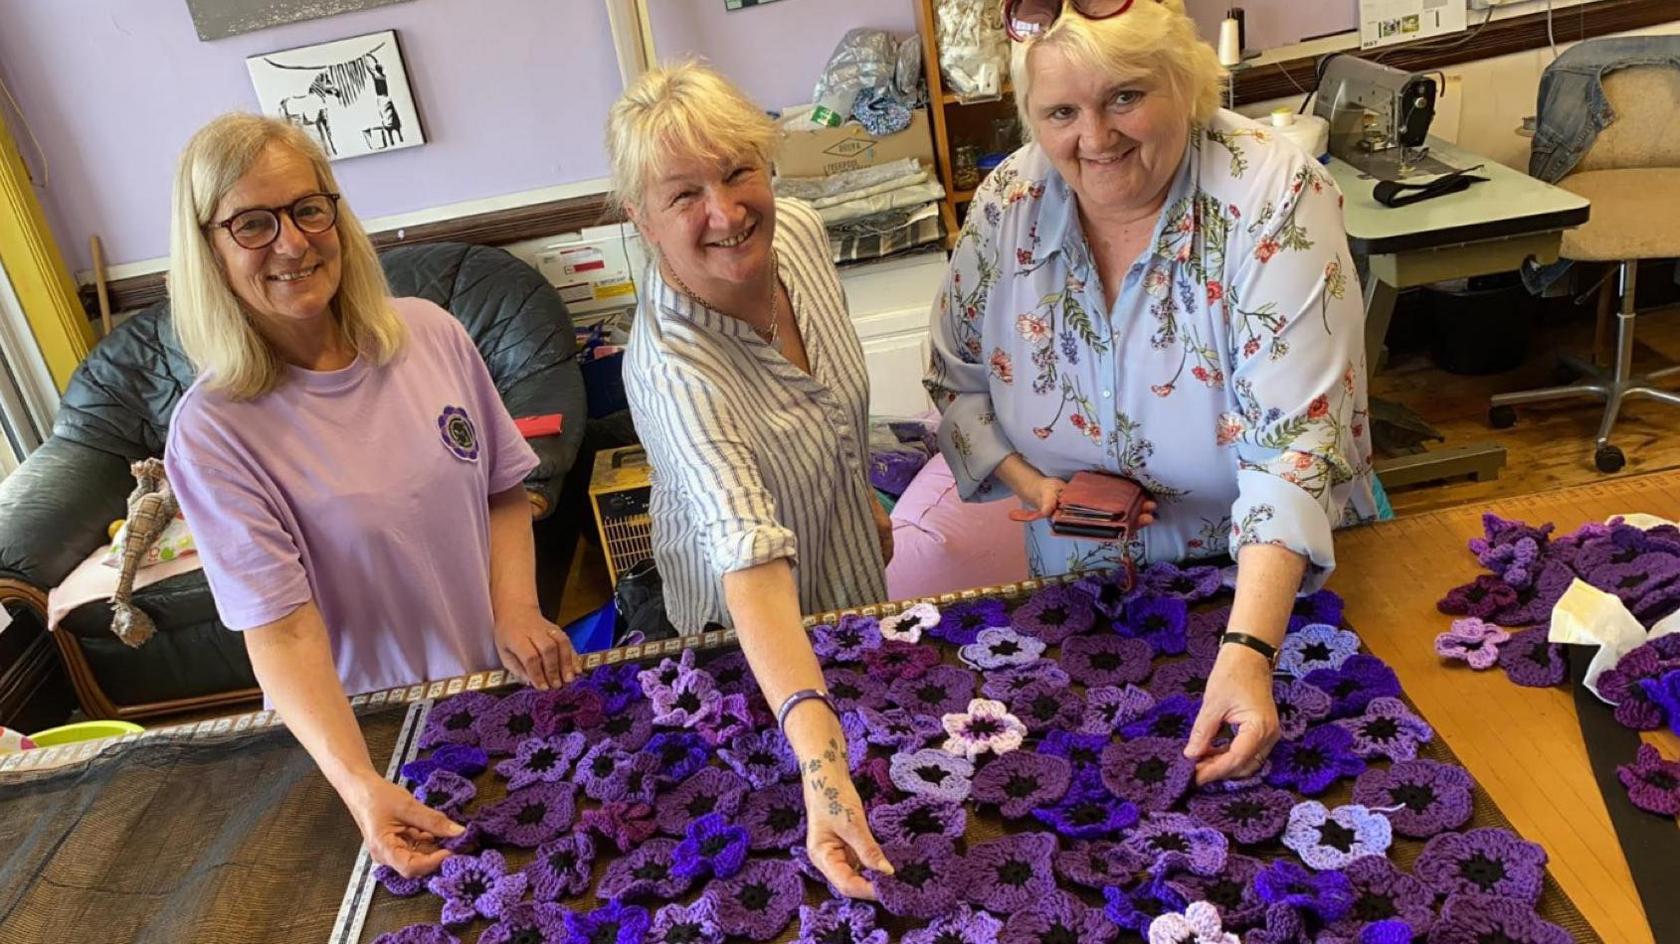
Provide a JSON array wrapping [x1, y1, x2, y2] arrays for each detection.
[[207, 192, 341, 250]]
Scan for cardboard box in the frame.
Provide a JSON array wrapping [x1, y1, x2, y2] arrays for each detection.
[[776, 109, 935, 178]]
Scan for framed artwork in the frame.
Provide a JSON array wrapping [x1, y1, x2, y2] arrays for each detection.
[[186, 0, 414, 42], [725, 0, 789, 9], [246, 29, 424, 161]]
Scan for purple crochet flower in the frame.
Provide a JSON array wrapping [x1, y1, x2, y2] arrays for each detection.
[[1119, 694, 1202, 741], [1428, 893, 1571, 944], [1617, 743, 1680, 815], [1147, 656, 1216, 702], [739, 781, 806, 850], [854, 705, 944, 751], [600, 700, 655, 751], [1333, 696, 1434, 762], [1498, 627, 1567, 688], [579, 661, 645, 713], [1353, 758, 1474, 839], [564, 900, 650, 944], [887, 664, 976, 717], [1587, 554, 1680, 616], [851, 754, 900, 810], [637, 648, 697, 699], [826, 668, 889, 713], [1081, 684, 1157, 734], [1061, 634, 1154, 688], [1358, 920, 1416, 944], [890, 747, 974, 801], [942, 697, 1028, 759], [1146, 901, 1239, 944], [597, 750, 663, 805], [1122, 812, 1230, 876], [1415, 827, 1549, 905], [597, 836, 696, 899], [1074, 568, 1135, 620], [1054, 839, 1147, 890], [1103, 872, 1190, 935], [1282, 800, 1393, 870], [960, 627, 1048, 669], [702, 650, 753, 693], [1303, 654, 1402, 719], [1186, 784, 1295, 845], [795, 899, 887, 944], [932, 597, 1010, 644], [1187, 607, 1232, 660], [373, 925, 459, 944], [1437, 574, 1521, 621], [1038, 728, 1110, 774], [1100, 737, 1195, 813], [1328, 854, 1436, 939], [474, 690, 556, 756], [1490, 559, 1576, 627], [579, 800, 658, 852], [654, 669, 724, 730], [704, 857, 803, 941], [1640, 668, 1680, 735], [971, 749, 1072, 819], [1598, 642, 1680, 730], [981, 660, 1073, 701], [1253, 858, 1355, 923], [1289, 589, 1346, 630], [419, 691, 496, 750], [576, 741, 632, 797], [1139, 561, 1224, 601], [496, 732, 588, 791], [863, 641, 943, 681], [672, 812, 750, 881], [957, 831, 1058, 912], [1279, 624, 1361, 678], [902, 903, 1004, 944], [813, 614, 885, 663], [870, 834, 961, 918], [526, 831, 595, 901], [657, 767, 749, 837], [1434, 618, 1511, 669], [478, 782, 578, 848], [403, 743, 489, 784], [1012, 583, 1097, 644], [1002, 889, 1119, 944], [480, 902, 569, 944], [719, 728, 797, 788], [1121, 594, 1190, 656], [1033, 768, 1140, 840], [546, 686, 605, 733], [880, 602, 941, 643], [413, 769, 476, 817], [648, 898, 724, 944], [1273, 678, 1333, 740], [374, 864, 426, 898], [1166, 853, 1266, 931], [1265, 724, 1366, 796], [427, 848, 528, 927], [637, 731, 706, 787], [870, 793, 968, 845], [1007, 680, 1085, 734]]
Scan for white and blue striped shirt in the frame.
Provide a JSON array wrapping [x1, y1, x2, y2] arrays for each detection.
[[625, 199, 888, 634]]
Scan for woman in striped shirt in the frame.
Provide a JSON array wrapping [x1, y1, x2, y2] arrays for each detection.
[[608, 61, 892, 899]]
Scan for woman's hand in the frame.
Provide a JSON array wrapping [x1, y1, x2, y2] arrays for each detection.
[[346, 773, 464, 878], [800, 738, 893, 899], [1183, 643, 1280, 784], [494, 608, 580, 690], [871, 499, 895, 566], [994, 453, 1157, 526]]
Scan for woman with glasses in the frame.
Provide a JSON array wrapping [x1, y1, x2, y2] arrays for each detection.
[[163, 113, 576, 878], [927, 0, 1379, 783]]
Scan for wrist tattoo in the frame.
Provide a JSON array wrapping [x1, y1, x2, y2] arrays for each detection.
[[802, 738, 852, 822]]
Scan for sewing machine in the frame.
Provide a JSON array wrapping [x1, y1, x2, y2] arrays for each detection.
[[1314, 57, 1440, 177]]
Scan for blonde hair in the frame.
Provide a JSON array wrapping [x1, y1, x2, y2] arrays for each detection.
[[168, 112, 403, 399], [606, 58, 780, 215], [1011, 0, 1225, 135]]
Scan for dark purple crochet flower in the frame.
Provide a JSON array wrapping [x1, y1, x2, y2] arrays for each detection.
[[1497, 627, 1567, 688], [1121, 812, 1229, 876], [1139, 561, 1224, 601], [740, 781, 806, 850], [419, 691, 496, 750], [1053, 839, 1147, 890], [597, 836, 696, 899], [1470, 514, 1555, 586], [1303, 654, 1402, 719], [1434, 618, 1511, 670], [971, 749, 1072, 819], [1437, 574, 1520, 621], [1587, 554, 1680, 615], [1358, 919, 1417, 944], [812, 613, 884, 663], [889, 747, 974, 802], [496, 732, 589, 791], [1640, 669, 1680, 736], [981, 660, 1073, 701], [863, 641, 943, 681], [960, 627, 1048, 670], [545, 686, 605, 732], [702, 650, 753, 694], [1167, 853, 1267, 931], [1265, 724, 1366, 796], [1597, 643, 1680, 730], [564, 900, 650, 944], [579, 661, 646, 713], [1032, 768, 1139, 840], [1001, 889, 1118, 944], [1428, 892, 1571, 944], [526, 830, 596, 901], [887, 664, 977, 717], [473, 690, 557, 756], [1187, 606, 1233, 660], [656, 767, 749, 837], [827, 667, 889, 713], [1147, 656, 1216, 701], [1279, 624, 1361, 678], [600, 700, 655, 751], [1038, 728, 1110, 774], [580, 800, 658, 852], [1120, 594, 1190, 656], [375, 864, 426, 898], [672, 812, 751, 881], [646, 730, 712, 785], [1253, 858, 1355, 923], [851, 754, 900, 810], [403, 743, 489, 784], [854, 705, 944, 751], [1246, 902, 1309, 944], [1074, 568, 1134, 620], [957, 831, 1058, 912], [1488, 559, 1576, 627], [1353, 758, 1474, 839], [1081, 684, 1156, 734], [1327, 854, 1436, 939], [704, 857, 803, 941], [598, 750, 663, 805], [1332, 696, 1434, 762], [1011, 583, 1097, 644], [1414, 827, 1549, 905], [870, 834, 961, 918], [869, 793, 968, 843], [1102, 872, 1189, 934], [931, 597, 1010, 645], [879, 602, 941, 643], [478, 782, 578, 848], [902, 904, 1004, 944], [719, 728, 797, 788], [1617, 743, 1680, 816], [795, 899, 887, 944], [576, 741, 633, 798], [1100, 737, 1195, 813], [413, 769, 475, 817], [1118, 693, 1202, 741], [1186, 784, 1295, 845], [427, 848, 528, 927], [1006, 679, 1085, 734], [480, 902, 569, 944], [648, 898, 724, 944], [1273, 678, 1333, 740], [372, 925, 459, 944], [1289, 589, 1346, 633]]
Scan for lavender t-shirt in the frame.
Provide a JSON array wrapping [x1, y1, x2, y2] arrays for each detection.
[[164, 297, 539, 695]]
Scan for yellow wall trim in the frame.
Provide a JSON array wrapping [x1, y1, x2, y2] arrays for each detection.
[[0, 106, 90, 390]]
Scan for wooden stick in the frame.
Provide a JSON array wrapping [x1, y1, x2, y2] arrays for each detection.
[[89, 234, 112, 339]]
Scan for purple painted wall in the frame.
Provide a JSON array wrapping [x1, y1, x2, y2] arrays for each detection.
[[1184, 0, 1359, 52], [0, 0, 622, 270]]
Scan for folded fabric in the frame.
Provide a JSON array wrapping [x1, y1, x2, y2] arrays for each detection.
[[776, 157, 925, 202], [807, 169, 930, 210], [818, 181, 947, 225], [828, 204, 942, 264]]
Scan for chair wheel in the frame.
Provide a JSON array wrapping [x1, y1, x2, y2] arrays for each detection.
[[1595, 444, 1626, 474], [1488, 405, 1518, 429]]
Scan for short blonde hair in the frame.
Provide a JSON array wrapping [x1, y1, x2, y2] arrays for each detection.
[[1011, 0, 1225, 135], [168, 112, 402, 400], [606, 58, 780, 215]]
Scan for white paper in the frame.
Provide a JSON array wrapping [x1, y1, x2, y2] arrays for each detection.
[[1548, 579, 1649, 701], [1359, 0, 1467, 50]]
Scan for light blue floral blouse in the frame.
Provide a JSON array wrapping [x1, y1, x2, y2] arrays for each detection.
[[926, 109, 1378, 583]]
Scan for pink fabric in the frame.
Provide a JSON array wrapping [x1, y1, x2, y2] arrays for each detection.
[[885, 453, 1029, 600], [47, 549, 203, 631]]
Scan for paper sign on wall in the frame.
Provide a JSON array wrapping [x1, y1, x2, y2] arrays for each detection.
[[1358, 0, 1467, 50]]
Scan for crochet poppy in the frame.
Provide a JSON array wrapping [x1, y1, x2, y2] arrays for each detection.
[[1586, 554, 1680, 615], [1074, 569, 1133, 620], [653, 669, 724, 730], [579, 800, 658, 852], [1289, 589, 1346, 633], [740, 781, 807, 850], [1282, 801, 1393, 870], [578, 661, 646, 713], [889, 747, 975, 802], [1327, 854, 1436, 939], [1007, 680, 1085, 734], [1121, 594, 1191, 656], [1639, 668, 1680, 735], [1434, 618, 1511, 670], [981, 660, 1073, 701], [812, 614, 885, 663], [1102, 872, 1190, 935], [1332, 696, 1434, 762], [971, 749, 1072, 819], [887, 664, 977, 718], [851, 754, 900, 810], [671, 812, 751, 881], [412, 769, 475, 817], [479, 902, 569, 944], [1054, 839, 1147, 890], [1303, 654, 1402, 719], [1273, 678, 1333, 740], [701, 650, 753, 695], [474, 690, 556, 756], [478, 782, 579, 848], [1278, 624, 1361, 678], [1414, 827, 1549, 905], [545, 686, 605, 732], [880, 602, 941, 643], [418, 690, 495, 750], [1488, 559, 1575, 627], [1002, 889, 1119, 944], [1352, 758, 1474, 839], [1265, 724, 1366, 796], [1497, 627, 1567, 687], [1436, 574, 1520, 621], [1139, 561, 1224, 602], [599, 700, 656, 752], [1186, 606, 1232, 660], [645, 730, 713, 786], [403, 743, 489, 784], [705, 857, 803, 941], [1427, 893, 1571, 944], [1252, 858, 1355, 923], [647, 898, 725, 944], [1032, 767, 1140, 840], [1061, 634, 1154, 688], [870, 834, 962, 918], [1145, 901, 1239, 944], [596, 837, 696, 900], [637, 648, 698, 704], [1166, 853, 1267, 931], [901, 904, 1004, 944], [718, 728, 798, 789], [427, 848, 528, 927], [864, 641, 943, 681], [795, 899, 887, 944], [595, 750, 663, 806], [1118, 694, 1202, 742], [374, 864, 426, 898], [1617, 742, 1680, 816], [372, 925, 459, 944], [1038, 728, 1110, 774], [575, 741, 633, 798], [827, 667, 890, 713], [563, 900, 649, 944], [958, 832, 1059, 913], [1081, 684, 1157, 734], [1100, 736, 1195, 813], [526, 831, 596, 902], [942, 697, 1028, 759], [1121, 811, 1230, 877], [960, 627, 1048, 670], [854, 705, 944, 751], [931, 598, 1010, 645], [496, 732, 589, 791], [656, 767, 749, 838], [869, 793, 968, 844], [1186, 784, 1295, 846], [1147, 656, 1216, 702], [1596, 642, 1679, 730], [1011, 583, 1097, 644]]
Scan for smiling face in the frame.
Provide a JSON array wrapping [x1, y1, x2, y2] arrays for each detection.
[[632, 149, 776, 298], [1025, 42, 1190, 220], [208, 142, 342, 333]]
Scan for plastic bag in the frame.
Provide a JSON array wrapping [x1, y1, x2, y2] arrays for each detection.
[[810, 28, 923, 134]]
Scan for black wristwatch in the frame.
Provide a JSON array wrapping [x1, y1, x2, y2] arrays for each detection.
[[1220, 631, 1280, 667]]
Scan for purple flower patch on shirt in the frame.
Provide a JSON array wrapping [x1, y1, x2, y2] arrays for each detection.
[[436, 405, 479, 461]]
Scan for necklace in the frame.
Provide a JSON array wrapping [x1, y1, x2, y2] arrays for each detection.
[[666, 251, 781, 346]]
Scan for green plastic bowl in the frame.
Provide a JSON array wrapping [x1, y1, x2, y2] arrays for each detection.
[[28, 720, 144, 747]]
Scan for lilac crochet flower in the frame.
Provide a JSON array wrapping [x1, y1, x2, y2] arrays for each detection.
[[579, 800, 657, 852], [1140, 561, 1224, 601], [1103, 872, 1190, 934], [1597, 642, 1680, 730], [1279, 624, 1361, 678], [597, 836, 696, 899], [887, 664, 976, 717], [870, 834, 961, 918], [719, 728, 797, 788], [1353, 758, 1474, 839], [1146, 656, 1215, 702], [1640, 668, 1680, 735], [576, 741, 633, 798], [427, 848, 528, 927], [1437, 574, 1520, 621], [1002, 889, 1119, 944], [653, 668, 724, 729], [931, 597, 1010, 644], [1074, 567, 1135, 619], [1146, 901, 1239, 944], [648, 898, 724, 944], [1119, 694, 1202, 741], [1415, 827, 1549, 905], [869, 793, 968, 843], [957, 831, 1058, 912], [890, 747, 974, 801], [1011, 583, 1097, 644], [480, 902, 570, 944], [1054, 839, 1148, 889], [813, 614, 884, 663], [599, 700, 655, 752], [971, 749, 1072, 819], [1007, 680, 1085, 734], [981, 660, 1073, 701], [1434, 618, 1511, 669], [1253, 859, 1355, 923], [1081, 684, 1157, 734], [705, 857, 803, 941], [1328, 854, 1436, 939], [1333, 696, 1434, 762], [864, 641, 943, 681], [373, 925, 459, 944], [960, 626, 1048, 669], [1283, 801, 1393, 870], [1265, 724, 1366, 796], [1032, 768, 1140, 840], [409, 769, 475, 819], [419, 691, 495, 749], [854, 705, 944, 751], [1061, 634, 1154, 688], [474, 690, 556, 756], [1273, 678, 1334, 740], [403, 743, 489, 784], [1289, 589, 1346, 633], [795, 899, 887, 944], [1428, 893, 1571, 944], [1100, 737, 1195, 812], [579, 661, 646, 713], [1122, 812, 1230, 876], [1121, 594, 1190, 656], [564, 900, 650, 944], [1186, 784, 1296, 845], [526, 831, 595, 901], [478, 782, 578, 848], [902, 903, 1004, 944], [942, 698, 1028, 759], [1166, 853, 1267, 931], [1497, 627, 1568, 688], [657, 767, 749, 837], [739, 781, 806, 850], [637, 648, 697, 700], [1617, 743, 1680, 816], [880, 602, 941, 643], [1303, 654, 1402, 719], [374, 864, 426, 898], [495, 732, 588, 791]]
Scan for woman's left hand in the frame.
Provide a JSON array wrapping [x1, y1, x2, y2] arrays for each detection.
[[494, 609, 580, 690], [1183, 643, 1280, 784], [871, 500, 894, 566]]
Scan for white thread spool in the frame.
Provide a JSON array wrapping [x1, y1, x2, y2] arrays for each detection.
[[1270, 107, 1331, 162], [1217, 17, 1242, 68]]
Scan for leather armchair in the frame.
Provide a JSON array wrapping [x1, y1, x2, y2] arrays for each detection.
[[0, 242, 585, 720]]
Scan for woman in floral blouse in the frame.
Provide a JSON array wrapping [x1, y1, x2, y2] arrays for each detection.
[[926, 0, 1378, 783]]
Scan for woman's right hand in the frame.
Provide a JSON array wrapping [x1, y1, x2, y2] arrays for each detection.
[[346, 773, 464, 878], [802, 748, 893, 899]]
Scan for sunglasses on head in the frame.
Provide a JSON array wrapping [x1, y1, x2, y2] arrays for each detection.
[[1003, 0, 1148, 42]]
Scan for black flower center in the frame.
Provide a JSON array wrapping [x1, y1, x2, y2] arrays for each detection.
[[516, 801, 549, 826], [1291, 747, 1328, 773], [528, 747, 559, 771], [1467, 585, 1488, 603], [966, 718, 1003, 738], [993, 639, 1024, 658], [1041, 605, 1070, 626], [1004, 774, 1039, 799], [1645, 770, 1679, 791], [1042, 923, 1080, 944], [905, 806, 946, 836], [1524, 643, 1554, 668], [996, 859, 1034, 886], [817, 927, 857, 944], [1354, 891, 1398, 921], [1205, 878, 1245, 910], [592, 754, 616, 778], [915, 764, 951, 785], [663, 922, 706, 944], [1089, 652, 1123, 672], [675, 690, 702, 713], [507, 713, 535, 736], [1223, 798, 1265, 823], [1067, 801, 1108, 826], [1332, 679, 1360, 698], [916, 683, 947, 705], [1150, 713, 1187, 738], [589, 922, 621, 944], [1153, 832, 1190, 854], [897, 860, 934, 889], [686, 794, 718, 817], [603, 715, 633, 736], [633, 860, 668, 881], [700, 833, 735, 857], [462, 877, 487, 899], [1390, 782, 1438, 812], [1362, 717, 1401, 742], [1134, 757, 1170, 785], [1171, 577, 1197, 594], [737, 881, 772, 910], [960, 613, 987, 631], [717, 665, 746, 686], [749, 750, 778, 768], [767, 805, 802, 831], [1068, 746, 1100, 766], [1619, 573, 1647, 590], [660, 741, 691, 766], [511, 930, 542, 944], [1029, 696, 1062, 720], [444, 711, 473, 731], [1459, 852, 1509, 891], [1096, 585, 1123, 608], [935, 933, 966, 944], [833, 680, 862, 701], [1317, 819, 1358, 852], [1184, 676, 1207, 695], [548, 848, 578, 872], [1143, 615, 1167, 634]]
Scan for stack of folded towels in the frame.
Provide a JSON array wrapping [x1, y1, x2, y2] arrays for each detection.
[[775, 154, 946, 264]]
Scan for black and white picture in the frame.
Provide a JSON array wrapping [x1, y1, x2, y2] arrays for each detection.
[[725, 0, 789, 9], [246, 30, 424, 161]]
